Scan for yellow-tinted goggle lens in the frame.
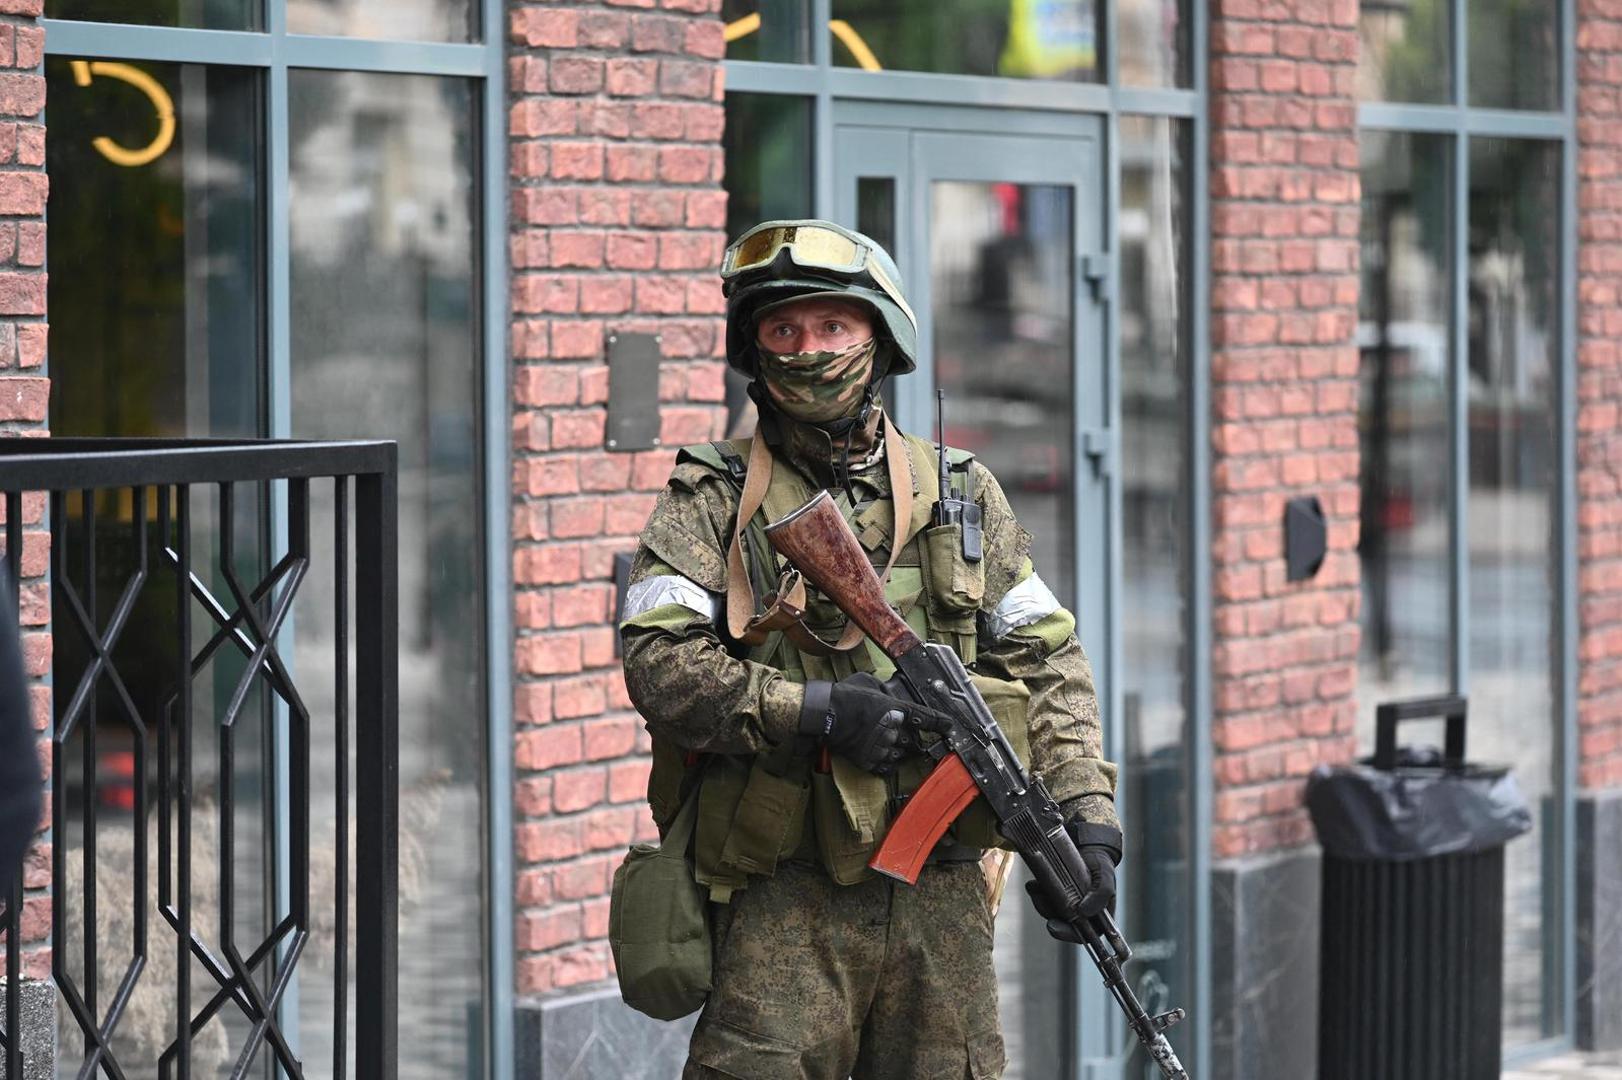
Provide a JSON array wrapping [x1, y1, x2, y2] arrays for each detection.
[[723, 225, 863, 277]]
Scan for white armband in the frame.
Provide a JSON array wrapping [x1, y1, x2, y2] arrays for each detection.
[[986, 573, 1062, 640], [622, 574, 720, 623]]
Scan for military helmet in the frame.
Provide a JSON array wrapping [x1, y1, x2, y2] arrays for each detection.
[[721, 220, 918, 378]]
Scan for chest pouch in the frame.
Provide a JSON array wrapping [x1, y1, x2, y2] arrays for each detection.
[[692, 743, 810, 903], [919, 522, 986, 665]]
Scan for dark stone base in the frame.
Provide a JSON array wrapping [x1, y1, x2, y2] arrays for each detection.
[[516, 987, 696, 1079], [1210, 846, 1321, 1080], [1578, 789, 1622, 1051], [0, 978, 55, 1080]]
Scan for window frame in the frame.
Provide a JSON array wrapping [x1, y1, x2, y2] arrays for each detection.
[[1357, 0, 1580, 1060], [41, 4, 515, 1076]]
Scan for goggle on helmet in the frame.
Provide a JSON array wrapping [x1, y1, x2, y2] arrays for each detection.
[[721, 220, 919, 378]]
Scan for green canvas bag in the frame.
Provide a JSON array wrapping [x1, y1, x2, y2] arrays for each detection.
[[609, 786, 711, 1021]]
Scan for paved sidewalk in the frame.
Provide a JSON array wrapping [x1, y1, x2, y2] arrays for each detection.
[[1504, 1052, 1622, 1078]]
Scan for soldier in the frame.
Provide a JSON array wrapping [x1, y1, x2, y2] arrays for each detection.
[[619, 219, 1121, 1078]]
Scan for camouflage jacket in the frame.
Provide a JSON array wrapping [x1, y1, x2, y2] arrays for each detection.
[[619, 412, 1119, 833]]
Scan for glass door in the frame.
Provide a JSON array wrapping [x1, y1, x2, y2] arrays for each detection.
[[835, 114, 1115, 1078]]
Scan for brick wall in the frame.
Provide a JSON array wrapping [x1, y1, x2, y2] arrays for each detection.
[[506, 0, 728, 998], [0, 0, 48, 984], [1577, 0, 1622, 792], [1207, 0, 1362, 858]]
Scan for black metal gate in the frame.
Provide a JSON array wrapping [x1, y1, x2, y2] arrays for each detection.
[[0, 439, 399, 1080]]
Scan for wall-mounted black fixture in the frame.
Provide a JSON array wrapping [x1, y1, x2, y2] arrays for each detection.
[[1285, 495, 1327, 582], [605, 330, 662, 452]]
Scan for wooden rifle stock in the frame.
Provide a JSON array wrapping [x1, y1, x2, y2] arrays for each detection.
[[762, 491, 921, 660], [764, 491, 980, 881]]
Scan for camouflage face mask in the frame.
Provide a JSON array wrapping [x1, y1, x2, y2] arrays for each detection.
[[757, 337, 878, 423]]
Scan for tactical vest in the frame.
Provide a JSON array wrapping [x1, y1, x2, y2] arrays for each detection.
[[647, 433, 1033, 901]]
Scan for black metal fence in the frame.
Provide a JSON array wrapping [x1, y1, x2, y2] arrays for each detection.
[[0, 439, 399, 1080]]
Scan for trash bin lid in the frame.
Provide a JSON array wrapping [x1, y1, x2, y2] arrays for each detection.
[[1305, 758, 1533, 862]]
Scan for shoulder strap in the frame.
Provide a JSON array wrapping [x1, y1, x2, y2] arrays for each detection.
[[676, 439, 752, 487], [725, 415, 914, 657], [710, 440, 749, 485]]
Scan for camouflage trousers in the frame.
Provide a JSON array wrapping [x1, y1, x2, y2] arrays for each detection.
[[682, 859, 1005, 1080]]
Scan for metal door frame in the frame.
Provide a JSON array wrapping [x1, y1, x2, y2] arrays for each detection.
[[828, 107, 1124, 1078]]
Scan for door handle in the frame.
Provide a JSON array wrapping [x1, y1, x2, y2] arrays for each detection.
[[1081, 427, 1115, 480], [1081, 252, 1114, 303]]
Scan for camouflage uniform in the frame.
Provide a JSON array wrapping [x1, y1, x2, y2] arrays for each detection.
[[619, 220, 1118, 1080]]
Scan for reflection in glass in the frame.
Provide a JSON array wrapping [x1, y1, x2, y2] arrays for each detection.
[[287, 0, 475, 43], [857, 176, 897, 262], [46, 59, 274, 1073], [290, 70, 485, 1078], [722, 92, 813, 241], [1118, 115, 1192, 1073], [1357, 131, 1452, 738], [1358, 0, 1449, 103], [1467, 137, 1559, 1047], [930, 180, 1073, 1079], [47, 0, 256, 30], [1469, 0, 1558, 110], [722, 0, 812, 63], [1117, 0, 1187, 87], [48, 60, 261, 440], [722, 93, 814, 436], [831, 0, 1099, 82]]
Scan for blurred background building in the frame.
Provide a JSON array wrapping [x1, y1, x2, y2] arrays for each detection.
[[0, 0, 1617, 1076]]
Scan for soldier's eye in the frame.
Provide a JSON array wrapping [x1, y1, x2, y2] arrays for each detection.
[[826, 322, 845, 334]]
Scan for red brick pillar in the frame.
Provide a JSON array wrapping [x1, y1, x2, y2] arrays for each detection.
[[1575, 0, 1622, 1048], [1206, 0, 1361, 1072], [1578, 0, 1622, 796], [0, 0, 50, 1011], [506, 0, 728, 1013]]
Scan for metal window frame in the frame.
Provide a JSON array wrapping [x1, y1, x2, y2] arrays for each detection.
[[1357, 0, 1579, 1059], [42, 6, 514, 1077], [728, 3, 1213, 1074]]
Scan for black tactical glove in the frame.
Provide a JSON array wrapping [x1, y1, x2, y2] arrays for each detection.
[[798, 672, 917, 775], [1023, 821, 1123, 943]]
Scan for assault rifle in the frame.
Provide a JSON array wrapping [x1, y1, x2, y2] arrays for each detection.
[[764, 491, 1191, 1080]]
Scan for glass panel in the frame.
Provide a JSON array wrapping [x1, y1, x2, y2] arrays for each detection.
[[1118, 0, 1188, 87], [47, 0, 257, 30], [287, 0, 475, 42], [831, 0, 1100, 82], [722, 92, 813, 436], [289, 70, 485, 1077], [1469, 0, 1559, 110], [1357, 131, 1452, 739], [1118, 114, 1192, 1073], [46, 59, 274, 1074], [48, 60, 261, 439], [722, 92, 813, 241], [930, 180, 1074, 1079], [856, 176, 897, 261], [723, 0, 812, 63], [1358, 0, 1450, 103], [1467, 136, 1559, 1046]]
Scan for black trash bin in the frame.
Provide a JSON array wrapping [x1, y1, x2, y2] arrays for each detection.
[[1306, 696, 1532, 1080]]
